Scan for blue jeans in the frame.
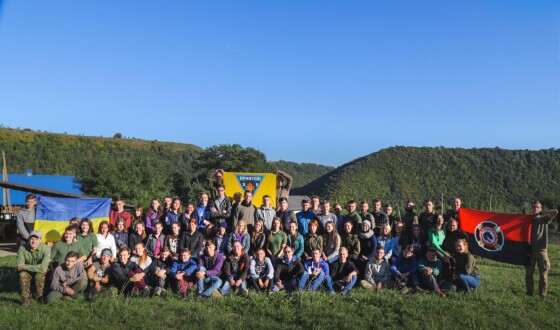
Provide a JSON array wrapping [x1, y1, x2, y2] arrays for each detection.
[[298, 271, 326, 291], [219, 278, 247, 296], [197, 276, 223, 297], [325, 275, 357, 294], [457, 274, 480, 292]]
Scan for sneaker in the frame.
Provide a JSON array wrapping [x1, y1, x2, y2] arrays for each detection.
[[400, 286, 410, 294], [153, 287, 163, 297], [22, 298, 31, 308], [211, 290, 222, 299], [240, 288, 249, 297], [62, 295, 74, 301]]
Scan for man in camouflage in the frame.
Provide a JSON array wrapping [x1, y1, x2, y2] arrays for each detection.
[[16, 230, 50, 307]]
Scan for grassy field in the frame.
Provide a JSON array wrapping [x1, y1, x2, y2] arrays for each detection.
[[0, 246, 559, 330]]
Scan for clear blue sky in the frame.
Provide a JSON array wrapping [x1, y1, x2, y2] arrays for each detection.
[[0, 1, 558, 166]]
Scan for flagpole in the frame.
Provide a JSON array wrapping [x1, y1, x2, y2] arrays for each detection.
[[489, 194, 493, 212]]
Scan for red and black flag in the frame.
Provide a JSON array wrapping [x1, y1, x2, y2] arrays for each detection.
[[458, 208, 531, 265]]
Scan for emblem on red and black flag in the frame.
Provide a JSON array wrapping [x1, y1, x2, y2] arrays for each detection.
[[474, 221, 505, 252], [235, 174, 264, 195]]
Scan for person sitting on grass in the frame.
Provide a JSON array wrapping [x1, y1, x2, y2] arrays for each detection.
[[16, 230, 50, 307], [169, 248, 197, 298], [299, 248, 329, 291], [274, 245, 305, 292], [109, 246, 148, 296], [150, 247, 173, 297], [130, 242, 153, 273], [417, 247, 449, 298], [453, 238, 480, 293], [390, 245, 420, 294], [227, 220, 250, 255], [220, 240, 250, 297], [45, 251, 87, 304], [266, 217, 287, 262], [87, 248, 113, 302], [196, 241, 224, 299], [360, 246, 392, 290], [325, 247, 358, 295], [249, 248, 275, 293], [50, 225, 87, 269], [287, 221, 304, 260], [303, 220, 323, 260]]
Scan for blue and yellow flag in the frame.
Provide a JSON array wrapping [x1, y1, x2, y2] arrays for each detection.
[[34, 196, 111, 242]]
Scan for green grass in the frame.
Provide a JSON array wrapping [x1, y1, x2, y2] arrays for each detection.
[[1, 246, 559, 329]]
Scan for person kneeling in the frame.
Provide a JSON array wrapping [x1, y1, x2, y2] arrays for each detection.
[[46, 251, 87, 303], [169, 248, 197, 297], [325, 247, 358, 295], [249, 248, 274, 293], [299, 248, 329, 291], [16, 230, 50, 307]]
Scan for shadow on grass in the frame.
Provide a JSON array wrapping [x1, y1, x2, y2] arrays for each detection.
[[0, 266, 20, 293]]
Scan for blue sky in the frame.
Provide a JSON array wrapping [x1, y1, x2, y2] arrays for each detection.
[[0, 1, 558, 166]]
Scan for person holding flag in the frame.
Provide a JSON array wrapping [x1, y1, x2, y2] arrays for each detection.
[[525, 201, 558, 298]]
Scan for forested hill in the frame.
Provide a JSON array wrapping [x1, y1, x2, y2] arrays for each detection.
[[0, 128, 331, 204], [294, 146, 560, 212]]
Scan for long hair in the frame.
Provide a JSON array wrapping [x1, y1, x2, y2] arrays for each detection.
[[113, 218, 128, 234], [134, 221, 147, 239], [288, 221, 299, 246], [171, 197, 183, 214], [267, 217, 284, 241], [322, 221, 339, 250], [80, 218, 94, 235], [135, 242, 148, 266], [251, 219, 265, 243], [97, 221, 110, 237], [146, 198, 164, 219]]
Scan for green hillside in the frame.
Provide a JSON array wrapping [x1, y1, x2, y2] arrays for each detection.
[[295, 146, 560, 213], [0, 128, 330, 204]]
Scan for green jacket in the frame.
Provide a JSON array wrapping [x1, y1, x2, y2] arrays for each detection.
[[340, 232, 361, 259], [16, 243, 51, 273], [428, 227, 446, 255], [50, 240, 86, 267]]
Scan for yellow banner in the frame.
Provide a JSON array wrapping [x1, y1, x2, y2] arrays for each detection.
[[223, 172, 277, 208], [35, 217, 108, 243]]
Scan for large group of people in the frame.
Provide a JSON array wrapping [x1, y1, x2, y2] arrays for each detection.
[[14, 178, 558, 307]]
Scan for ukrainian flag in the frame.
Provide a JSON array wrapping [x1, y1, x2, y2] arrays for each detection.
[[34, 196, 111, 242]]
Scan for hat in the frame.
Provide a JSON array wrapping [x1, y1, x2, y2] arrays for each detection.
[[101, 248, 113, 257], [301, 198, 310, 204], [219, 222, 227, 229], [29, 230, 42, 239], [362, 220, 372, 228]]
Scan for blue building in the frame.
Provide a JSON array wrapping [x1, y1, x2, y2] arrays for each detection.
[[3, 171, 82, 205]]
